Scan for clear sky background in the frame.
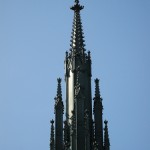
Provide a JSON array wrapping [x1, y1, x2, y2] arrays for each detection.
[[0, 0, 150, 150]]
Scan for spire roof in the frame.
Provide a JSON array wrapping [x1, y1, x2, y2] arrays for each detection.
[[70, 0, 85, 55]]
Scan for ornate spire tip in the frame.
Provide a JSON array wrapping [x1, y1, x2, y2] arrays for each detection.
[[104, 120, 108, 125], [71, 0, 84, 11], [50, 119, 54, 124], [57, 78, 61, 83]]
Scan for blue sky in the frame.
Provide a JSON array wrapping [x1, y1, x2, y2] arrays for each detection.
[[0, 0, 150, 150]]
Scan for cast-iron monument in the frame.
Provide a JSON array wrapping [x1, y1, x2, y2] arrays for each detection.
[[50, 1, 110, 150]]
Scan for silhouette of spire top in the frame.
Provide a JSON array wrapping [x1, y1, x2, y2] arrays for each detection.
[[56, 78, 62, 98], [70, 0, 85, 55], [94, 78, 101, 99], [54, 78, 64, 110], [104, 120, 110, 150]]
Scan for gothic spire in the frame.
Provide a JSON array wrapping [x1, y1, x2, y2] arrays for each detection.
[[104, 120, 110, 150], [56, 78, 62, 99], [70, 0, 85, 55], [93, 78, 103, 110], [94, 79, 101, 99], [54, 78, 64, 150], [93, 78, 103, 150], [55, 78, 63, 109], [50, 120, 54, 150]]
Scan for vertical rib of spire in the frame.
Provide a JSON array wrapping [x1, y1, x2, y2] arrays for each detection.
[[70, 0, 85, 55], [104, 120, 110, 150], [50, 120, 55, 150]]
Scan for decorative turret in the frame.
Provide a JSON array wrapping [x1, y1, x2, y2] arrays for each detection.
[[50, 120, 54, 150], [104, 120, 110, 150], [54, 78, 64, 150], [93, 79, 103, 150]]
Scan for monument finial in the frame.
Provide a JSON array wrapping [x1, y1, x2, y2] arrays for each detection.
[[71, 0, 84, 12]]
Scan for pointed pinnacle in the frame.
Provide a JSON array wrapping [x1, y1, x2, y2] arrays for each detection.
[[94, 78, 101, 98], [54, 78, 64, 113], [70, 2, 85, 55], [104, 120, 110, 149], [56, 78, 62, 98]]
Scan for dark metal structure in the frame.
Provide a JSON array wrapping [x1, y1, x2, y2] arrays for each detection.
[[50, 1, 110, 150]]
